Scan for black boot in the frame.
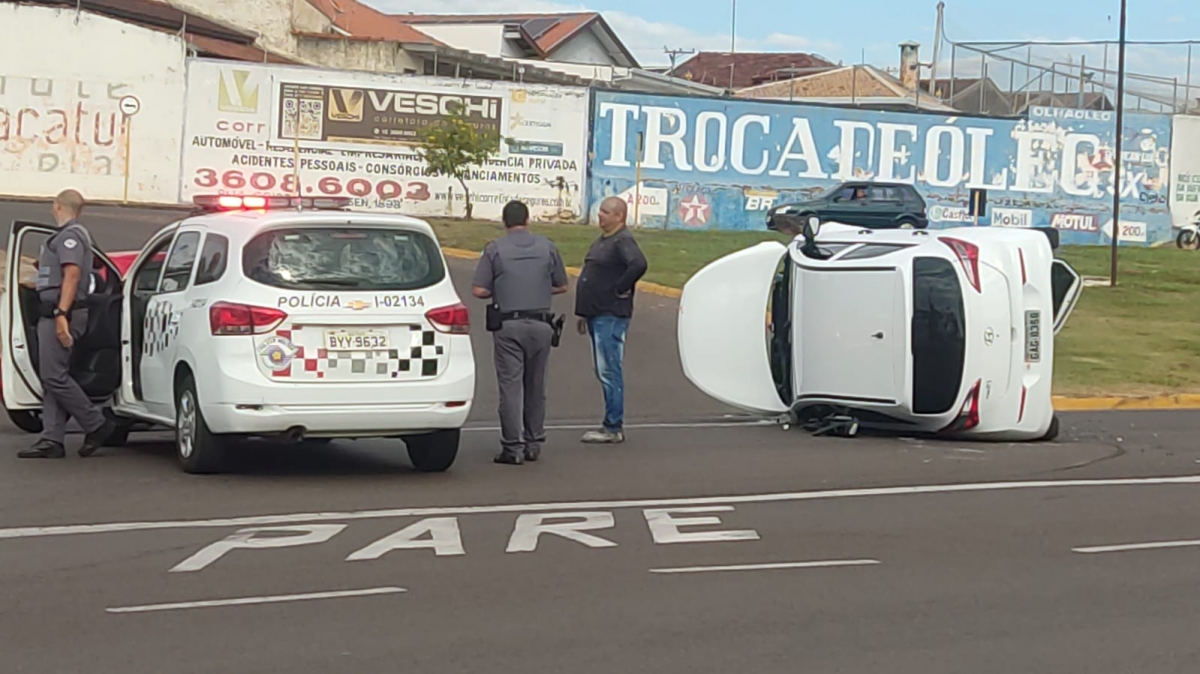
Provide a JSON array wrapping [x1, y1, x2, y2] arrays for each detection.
[[494, 449, 524, 465], [18, 440, 66, 459], [78, 417, 117, 457]]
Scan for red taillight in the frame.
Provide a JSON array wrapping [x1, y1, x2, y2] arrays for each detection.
[[940, 379, 982, 434], [209, 301, 288, 335], [426, 303, 470, 334], [939, 237, 982, 292]]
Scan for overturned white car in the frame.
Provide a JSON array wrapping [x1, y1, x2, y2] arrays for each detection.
[[678, 218, 1082, 442]]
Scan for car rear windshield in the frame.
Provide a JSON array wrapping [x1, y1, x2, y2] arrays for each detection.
[[242, 226, 445, 291], [911, 257, 966, 415]]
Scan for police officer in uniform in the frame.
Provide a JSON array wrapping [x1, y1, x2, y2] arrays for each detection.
[[472, 200, 569, 465], [18, 190, 115, 459]]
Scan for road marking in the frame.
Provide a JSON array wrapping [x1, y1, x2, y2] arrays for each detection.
[[649, 560, 880, 574], [5, 475, 1200, 541], [105, 586, 405, 614], [1073, 539, 1200, 554], [462, 420, 774, 433]]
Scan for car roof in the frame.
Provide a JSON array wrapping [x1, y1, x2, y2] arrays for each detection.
[[151, 209, 441, 246]]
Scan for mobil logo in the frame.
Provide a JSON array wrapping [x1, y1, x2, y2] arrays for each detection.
[[992, 208, 1032, 228]]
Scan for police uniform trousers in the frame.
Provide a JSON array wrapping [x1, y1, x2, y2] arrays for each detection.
[[37, 311, 105, 443], [493, 318, 554, 453]]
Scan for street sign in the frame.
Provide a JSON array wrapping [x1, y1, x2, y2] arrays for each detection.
[[118, 95, 141, 116]]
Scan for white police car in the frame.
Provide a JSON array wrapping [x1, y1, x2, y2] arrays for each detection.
[[678, 217, 1082, 442], [2, 196, 474, 473]]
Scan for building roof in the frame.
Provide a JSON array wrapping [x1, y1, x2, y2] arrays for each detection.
[[304, 0, 443, 44], [670, 51, 837, 90], [19, 0, 296, 62], [738, 65, 957, 112]]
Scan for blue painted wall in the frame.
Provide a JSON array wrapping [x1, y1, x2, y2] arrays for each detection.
[[586, 91, 1174, 246]]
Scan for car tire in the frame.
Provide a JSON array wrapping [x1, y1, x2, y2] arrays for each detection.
[[405, 430, 460, 473], [897, 217, 920, 229], [1041, 415, 1061, 442], [6, 409, 42, 434], [175, 375, 224, 474]]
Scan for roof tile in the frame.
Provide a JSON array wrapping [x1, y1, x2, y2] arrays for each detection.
[[670, 51, 837, 90]]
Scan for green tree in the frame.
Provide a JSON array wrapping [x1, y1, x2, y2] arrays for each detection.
[[417, 101, 505, 220]]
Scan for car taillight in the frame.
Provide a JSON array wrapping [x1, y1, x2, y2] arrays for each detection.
[[939, 237, 982, 292], [209, 302, 288, 335], [426, 303, 470, 334], [940, 379, 982, 434]]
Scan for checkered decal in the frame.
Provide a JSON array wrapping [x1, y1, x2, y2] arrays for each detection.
[[143, 300, 179, 358], [260, 324, 448, 381]]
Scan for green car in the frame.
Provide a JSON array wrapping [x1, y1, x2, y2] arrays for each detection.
[[767, 181, 929, 232]]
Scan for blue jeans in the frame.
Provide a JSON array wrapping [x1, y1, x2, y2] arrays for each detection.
[[587, 316, 629, 432]]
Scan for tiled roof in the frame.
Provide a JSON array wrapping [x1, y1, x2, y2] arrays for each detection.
[[740, 66, 901, 99], [670, 51, 837, 90], [304, 0, 444, 44], [396, 12, 600, 54], [921, 78, 982, 98]]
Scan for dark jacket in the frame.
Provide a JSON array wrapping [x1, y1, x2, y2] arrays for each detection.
[[574, 227, 648, 319]]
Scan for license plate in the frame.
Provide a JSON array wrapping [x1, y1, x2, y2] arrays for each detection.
[[1024, 310, 1041, 362], [324, 329, 389, 351]]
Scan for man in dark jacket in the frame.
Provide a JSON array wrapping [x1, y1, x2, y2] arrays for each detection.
[[574, 196, 648, 444]]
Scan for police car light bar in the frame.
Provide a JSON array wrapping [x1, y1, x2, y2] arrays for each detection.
[[192, 195, 352, 212]]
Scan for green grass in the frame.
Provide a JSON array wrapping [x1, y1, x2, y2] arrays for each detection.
[[432, 219, 1200, 396]]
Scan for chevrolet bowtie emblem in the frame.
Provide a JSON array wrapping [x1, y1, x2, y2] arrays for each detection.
[[346, 300, 371, 311]]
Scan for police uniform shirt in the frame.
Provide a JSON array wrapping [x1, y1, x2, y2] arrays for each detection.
[[472, 229, 567, 313], [36, 221, 91, 304]]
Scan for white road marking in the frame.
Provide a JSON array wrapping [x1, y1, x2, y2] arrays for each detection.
[[1073, 539, 1200, 554], [649, 560, 880, 574], [644, 507, 760, 544], [462, 420, 774, 433], [5, 475, 1200, 541], [106, 586, 405, 614]]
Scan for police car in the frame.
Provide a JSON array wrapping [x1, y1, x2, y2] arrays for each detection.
[[2, 196, 475, 473], [678, 217, 1082, 442]]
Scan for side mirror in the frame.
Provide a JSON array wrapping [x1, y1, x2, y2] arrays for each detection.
[[802, 215, 821, 241]]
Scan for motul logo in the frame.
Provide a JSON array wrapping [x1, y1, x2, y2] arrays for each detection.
[[367, 91, 500, 119]]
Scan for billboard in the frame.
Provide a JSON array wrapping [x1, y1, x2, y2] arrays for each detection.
[[588, 91, 1174, 245], [1170, 115, 1200, 232], [181, 59, 588, 221]]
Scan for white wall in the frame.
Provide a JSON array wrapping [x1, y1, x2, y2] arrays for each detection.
[[549, 29, 616, 66], [1170, 115, 1200, 227], [0, 5, 186, 204], [180, 58, 590, 222], [413, 24, 506, 58]]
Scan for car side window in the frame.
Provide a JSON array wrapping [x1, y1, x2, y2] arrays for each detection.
[[132, 238, 174, 295], [831, 187, 855, 202], [194, 233, 230, 287], [158, 231, 202, 294]]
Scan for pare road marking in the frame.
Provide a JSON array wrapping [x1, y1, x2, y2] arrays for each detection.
[[170, 506, 761, 572]]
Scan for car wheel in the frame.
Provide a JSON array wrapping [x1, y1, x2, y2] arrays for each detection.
[[175, 375, 224, 474], [405, 430, 460, 472], [1178, 230, 1199, 250], [6, 409, 42, 434], [897, 217, 919, 229], [1041, 415, 1061, 442]]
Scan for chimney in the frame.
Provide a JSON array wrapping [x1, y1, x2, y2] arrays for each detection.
[[899, 41, 920, 91]]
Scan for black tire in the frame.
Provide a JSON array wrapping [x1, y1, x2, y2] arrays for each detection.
[[1041, 415, 1061, 442], [897, 217, 920, 230], [405, 430, 460, 472], [175, 375, 224, 474], [1178, 230, 1199, 250], [6, 409, 42, 434]]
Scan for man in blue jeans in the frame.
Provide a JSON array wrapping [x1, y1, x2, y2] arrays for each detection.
[[575, 196, 648, 444]]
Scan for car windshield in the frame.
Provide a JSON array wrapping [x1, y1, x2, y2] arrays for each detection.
[[242, 226, 445, 291], [911, 257, 966, 415]]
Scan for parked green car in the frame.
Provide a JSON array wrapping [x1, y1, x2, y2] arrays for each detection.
[[767, 181, 929, 232]]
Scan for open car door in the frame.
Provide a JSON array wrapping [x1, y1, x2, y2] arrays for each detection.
[[677, 241, 791, 414], [3, 221, 123, 414], [1050, 259, 1082, 334]]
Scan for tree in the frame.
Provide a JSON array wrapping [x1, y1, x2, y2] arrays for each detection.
[[417, 101, 505, 220]]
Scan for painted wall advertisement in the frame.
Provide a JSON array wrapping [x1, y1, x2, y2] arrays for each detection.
[[180, 58, 589, 221], [588, 91, 1174, 245], [1170, 114, 1200, 230]]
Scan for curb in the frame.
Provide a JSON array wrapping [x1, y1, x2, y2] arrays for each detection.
[[446, 247, 1198, 412]]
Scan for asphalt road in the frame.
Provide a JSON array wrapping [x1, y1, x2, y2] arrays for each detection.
[[2, 200, 1200, 673]]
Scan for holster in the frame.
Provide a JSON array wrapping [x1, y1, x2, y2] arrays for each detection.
[[550, 314, 565, 348], [485, 303, 503, 332]]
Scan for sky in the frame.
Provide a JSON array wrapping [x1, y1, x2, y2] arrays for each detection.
[[369, 0, 1199, 70]]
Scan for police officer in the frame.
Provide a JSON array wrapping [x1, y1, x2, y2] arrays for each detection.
[[18, 189, 115, 459], [471, 200, 569, 465]]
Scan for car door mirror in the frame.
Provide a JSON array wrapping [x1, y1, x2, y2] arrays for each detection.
[[803, 216, 821, 241]]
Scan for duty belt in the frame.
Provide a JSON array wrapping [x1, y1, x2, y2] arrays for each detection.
[[498, 310, 553, 322]]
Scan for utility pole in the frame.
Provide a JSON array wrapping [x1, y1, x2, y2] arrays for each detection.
[[1110, 0, 1127, 287], [730, 0, 737, 53], [664, 46, 695, 75]]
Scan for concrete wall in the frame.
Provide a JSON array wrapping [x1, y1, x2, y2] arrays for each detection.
[[295, 38, 423, 75], [0, 4, 185, 203], [171, 0, 295, 57], [1170, 115, 1200, 230], [550, 28, 616, 66], [415, 25, 507, 58]]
